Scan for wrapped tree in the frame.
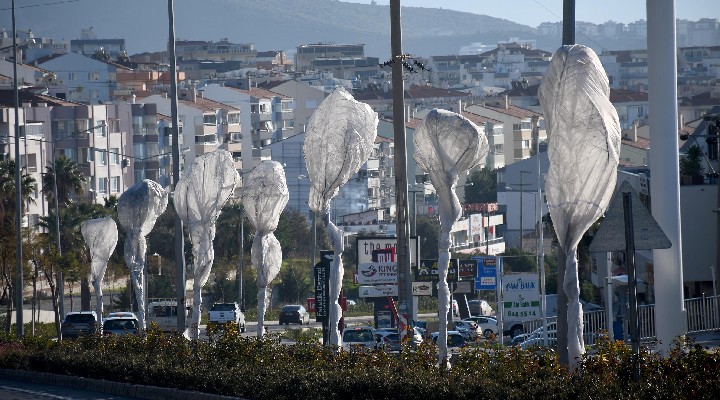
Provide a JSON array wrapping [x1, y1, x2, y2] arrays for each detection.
[[174, 149, 239, 340], [539, 45, 621, 368], [117, 180, 168, 330], [413, 109, 488, 366], [303, 88, 377, 347], [241, 161, 288, 338], [81, 216, 118, 322]]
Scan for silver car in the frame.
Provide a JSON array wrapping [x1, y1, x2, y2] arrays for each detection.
[[61, 311, 99, 339]]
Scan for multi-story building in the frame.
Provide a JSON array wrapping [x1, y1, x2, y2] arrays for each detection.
[[141, 89, 241, 165], [294, 43, 365, 72], [70, 27, 126, 59], [199, 83, 294, 172], [0, 90, 135, 227], [465, 97, 546, 167], [259, 79, 327, 134], [175, 39, 257, 64], [37, 52, 130, 103]]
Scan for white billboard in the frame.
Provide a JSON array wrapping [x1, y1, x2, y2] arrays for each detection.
[[356, 236, 420, 266], [502, 273, 541, 322], [358, 285, 398, 298], [357, 262, 398, 285]]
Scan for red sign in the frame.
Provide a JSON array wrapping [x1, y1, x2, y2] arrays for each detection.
[[308, 295, 347, 313], [307, 298, 316, 313]]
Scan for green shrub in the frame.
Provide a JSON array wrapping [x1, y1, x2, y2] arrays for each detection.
[[0, 330, 719, 399]]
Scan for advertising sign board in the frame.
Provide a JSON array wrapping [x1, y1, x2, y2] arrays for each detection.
[[474, 256, 497, 290], [313, 251, 332, 321], [357, 262, 398, 285], [458, 259, 477, 280], [502, 273, 541, 322], [414, 259, 458, 282], [411, 281, 433, 296], [356, 236, 420, 266], [358, 285, 398, 298]]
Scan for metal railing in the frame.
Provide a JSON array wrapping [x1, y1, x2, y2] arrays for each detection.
[[518, 294, 720, 346]]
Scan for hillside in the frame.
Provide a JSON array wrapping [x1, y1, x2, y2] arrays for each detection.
[[12, 0, 536, 57]]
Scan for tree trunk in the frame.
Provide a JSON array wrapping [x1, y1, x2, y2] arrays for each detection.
[[80, 277, 91, 311]]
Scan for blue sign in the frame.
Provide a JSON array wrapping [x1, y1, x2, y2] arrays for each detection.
[[474, 256, 497, 290]]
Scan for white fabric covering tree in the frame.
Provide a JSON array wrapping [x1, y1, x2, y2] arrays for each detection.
[[117, 180, 168, 330], [81, 216, 118, 323], [539, 44, 621, 368], [303, 88, 377, 347], [241, 161, 289, 338], [413, 109, 488, 366], [174, 149, 240, 340]]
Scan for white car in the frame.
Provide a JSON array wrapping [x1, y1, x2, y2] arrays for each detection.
[[341, 326, 376, 352], [431, 331, 467, 353], [468, 299, 494, 316], [462, 316, 499, 338], [453, 320, 480, 340]]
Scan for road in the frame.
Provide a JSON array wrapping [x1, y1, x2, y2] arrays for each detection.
[[0, 378, 136, 400]]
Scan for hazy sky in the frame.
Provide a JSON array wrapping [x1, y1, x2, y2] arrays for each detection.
[[341, 0, 720, 27]]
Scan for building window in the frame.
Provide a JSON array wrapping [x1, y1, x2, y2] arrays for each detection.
[[79, 147, 93, 163], [98, 178, 108, 194], [88, 72, 100, 81], [250, 105, 258, 114], [133, 143, 145, 158], [522, 140, 531, 149], [227, 113, 240, 124], [110, 176, 120, 193], [110, 148, 120, 165], [513, 123, 522, 131], [282, 120, 294, 130], [68, 73, 76, 81], [494, 144, 503, 155], [96, 150, 107, 166], [95, 120, 105, 135], [203, 114, 217, 125]]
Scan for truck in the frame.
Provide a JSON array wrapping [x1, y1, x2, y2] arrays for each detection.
[[207, 302, 246, 333], [146, 298, 193, 332]]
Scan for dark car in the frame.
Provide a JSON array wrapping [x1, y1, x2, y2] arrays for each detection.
[[61, 311, 99, 339], [278, 305, 310, 325]]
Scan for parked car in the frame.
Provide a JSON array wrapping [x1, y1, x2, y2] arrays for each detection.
[[278, 305, 310, 325], [375, 331, 402, 352], [463, 316, 499, 338], [102, 314, 139, 336], [520, 324, 558, 350], [468, 299, 494, 316], [342, 326, 376, 352], [431, 331, 467, 352], [453, 320, 480, 340], [105, 311, 136, 319], [61, 311, 99, 339]]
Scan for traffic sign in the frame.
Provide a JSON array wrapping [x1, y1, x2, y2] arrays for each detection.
[[589, 181, 671, 252]]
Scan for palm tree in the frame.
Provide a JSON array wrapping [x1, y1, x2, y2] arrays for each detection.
[[0, 158, 37, 230], [0, 158, 37, 331], [42, 155, 86, 208]]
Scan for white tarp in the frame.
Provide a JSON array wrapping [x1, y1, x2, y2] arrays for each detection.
[[241, 161, 289, 337], [81, 216, 118, 322], [413, 108, 488, 366], [539, 44, 621, 368], [117, 180, 168, 330], [303, 88, 377, 347], [174, 149, 239, 340]]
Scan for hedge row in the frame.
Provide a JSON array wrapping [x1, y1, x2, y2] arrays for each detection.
[[1, 327, 719, 400]]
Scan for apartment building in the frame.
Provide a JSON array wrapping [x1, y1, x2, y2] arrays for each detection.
[[199, 83, 293, 172], [176, 39, 257, 64], [37, 52, 130, 103], [295, 43, 364, 71], [0, 91, 133, 227], [465, 97, 546, 167]]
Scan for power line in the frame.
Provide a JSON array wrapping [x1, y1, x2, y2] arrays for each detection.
[[1, 0, 83, 11], [533, 0, 609, 53]]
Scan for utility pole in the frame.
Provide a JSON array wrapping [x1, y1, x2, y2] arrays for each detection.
[[390, 0, 413, 336], [12, 0, 24, 337], [168, 0, 186, 332], [557, 0, 575, 366]]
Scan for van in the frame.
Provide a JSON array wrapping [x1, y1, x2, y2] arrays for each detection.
[[146, 299, 193, 332]]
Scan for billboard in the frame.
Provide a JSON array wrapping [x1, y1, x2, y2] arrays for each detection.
[[414, 259, 458, 282], [502, 273, 541, 322], [474, 256, 497, 290]]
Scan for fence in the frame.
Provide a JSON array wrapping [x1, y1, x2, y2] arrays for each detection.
[[518, 294, 720, 345]]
